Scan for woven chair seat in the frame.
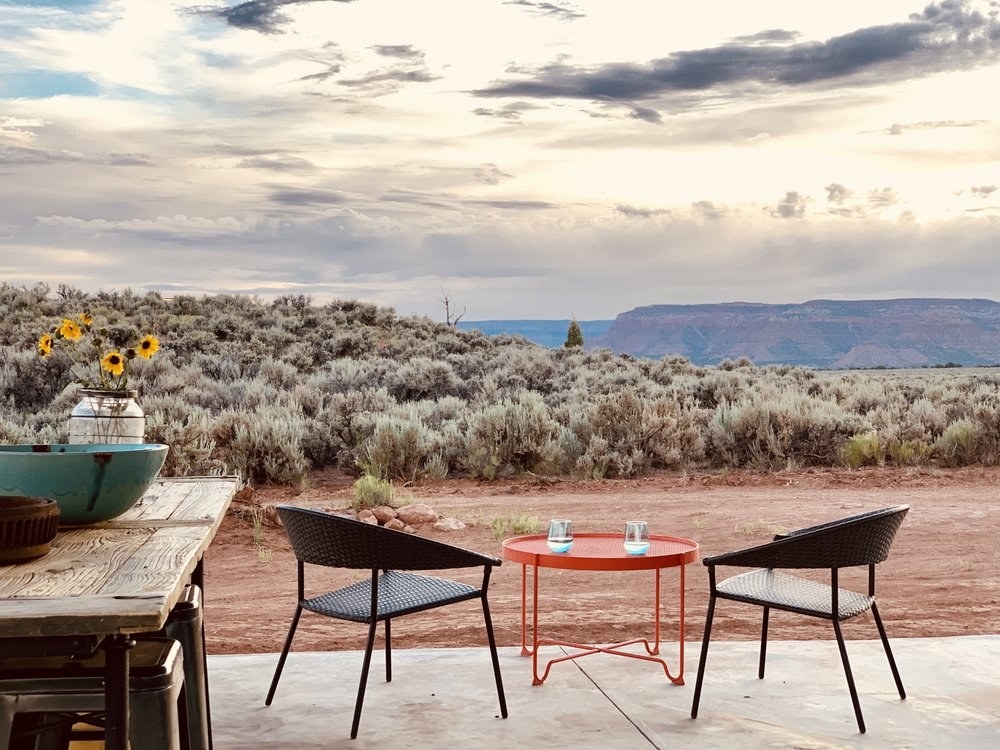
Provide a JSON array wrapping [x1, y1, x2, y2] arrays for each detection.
[[303, 571, 479, 623], [716, 569, 874, 620]]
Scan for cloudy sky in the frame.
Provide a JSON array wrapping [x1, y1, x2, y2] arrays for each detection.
[[2, 0, 999, 320]]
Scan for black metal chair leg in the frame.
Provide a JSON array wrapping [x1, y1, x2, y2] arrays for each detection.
[[482, 595, 508, 718], [690, 594, 717, 719], [870, 603, 905, 699], [758, 606, 770, 679], [351, 620, 380, 739], [384, 619, 392, 683], [832, 619, 866, 733], [265, 605, 303, 705]]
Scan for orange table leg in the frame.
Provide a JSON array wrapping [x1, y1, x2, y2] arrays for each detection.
[[518, 563, 531, 656], [531, 563, 543, 684], [527, 563, 691, 686]]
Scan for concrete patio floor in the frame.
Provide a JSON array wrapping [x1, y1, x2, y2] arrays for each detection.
[[208, 635, 1000, 749]]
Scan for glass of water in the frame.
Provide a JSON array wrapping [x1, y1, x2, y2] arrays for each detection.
[[547, 519, 573, 553], [623, 521, 650, 555]]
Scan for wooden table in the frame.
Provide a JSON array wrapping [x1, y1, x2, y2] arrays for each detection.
[[502, 533, 699, 686], [0, 476, 238, 750]]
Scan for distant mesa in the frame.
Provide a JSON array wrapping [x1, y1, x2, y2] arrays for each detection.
[[462, 299, 1000, 369]]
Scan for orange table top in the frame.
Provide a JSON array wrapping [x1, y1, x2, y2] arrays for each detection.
[[502, 533, 699, 571]]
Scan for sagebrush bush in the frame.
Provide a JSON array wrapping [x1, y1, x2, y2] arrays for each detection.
[[840, 432, 885, 468], [463, 392, 559, 478], [934, 418, 979, 467], [353, 473, 395, 509], [357, 412, 437, 482]]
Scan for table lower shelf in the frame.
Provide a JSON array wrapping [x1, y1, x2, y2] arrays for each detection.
[[525, 635, 685, 686]]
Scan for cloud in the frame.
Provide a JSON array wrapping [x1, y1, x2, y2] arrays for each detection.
[[473, 164, 514, 185], [616, 204, 671, 219], [628, 105, 662, 124], [195, 0, 357, 35], [867, 187, 900, 208], [503, 0, 585, 22], [269, 187, 347, 205], [237, 154, 317, 172], [825, 183, 852, 203], [473, 1, 1000, 106], [769, 191, 807, 219], [473, 107, 522, 120], [372, 45, 424, 62], [886, 118, 989, 135]]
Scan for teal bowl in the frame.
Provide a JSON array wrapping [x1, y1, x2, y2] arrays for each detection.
[[0, 444, 169, 524]]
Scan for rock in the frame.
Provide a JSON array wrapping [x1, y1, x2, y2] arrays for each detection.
[[396, 503, 438, 526], [357, 509, 378, 525], [384, 518, 406, 531], [433, 517, 465, 532], [371, 505, 398, 524]]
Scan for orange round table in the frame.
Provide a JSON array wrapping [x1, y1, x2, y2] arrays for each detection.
[[502, 533, 699, 685]]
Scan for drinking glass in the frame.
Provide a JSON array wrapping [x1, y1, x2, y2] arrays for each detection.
[[547, 519, 573, 553], [623, 520, 650, 555]]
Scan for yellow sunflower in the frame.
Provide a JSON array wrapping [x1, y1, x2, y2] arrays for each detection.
[[137, 335, 160, 359], [78, 312, 94, 326], [101, 351, 126, 377], [38, 333, 53, 356], [59, 318, 82, 341]]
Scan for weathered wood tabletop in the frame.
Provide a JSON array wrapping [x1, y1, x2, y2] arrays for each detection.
[[0, 476, 239, 637]]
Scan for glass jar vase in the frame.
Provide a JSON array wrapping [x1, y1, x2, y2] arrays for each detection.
[[68, 388, 146, 444]]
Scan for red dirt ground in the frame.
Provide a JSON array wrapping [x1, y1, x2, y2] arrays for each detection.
[[203, 466, 1000, 655]]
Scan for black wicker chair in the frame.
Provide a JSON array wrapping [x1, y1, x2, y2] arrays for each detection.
[[264, 505, 508, 739], [690, 504, 909, 733]]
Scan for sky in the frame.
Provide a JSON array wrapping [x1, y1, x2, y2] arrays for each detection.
[[1, 0, 999, 321]]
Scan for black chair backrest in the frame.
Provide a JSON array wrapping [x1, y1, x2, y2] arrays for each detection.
[[704, 505, 909, 569], [277, 505, 501, 571]]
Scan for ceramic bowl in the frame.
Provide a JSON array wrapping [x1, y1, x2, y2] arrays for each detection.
[[0, 444, 168, 524]]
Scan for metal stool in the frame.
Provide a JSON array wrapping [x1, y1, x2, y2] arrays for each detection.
[[0, 637, 184, 750], [156, 585, 211, 750]]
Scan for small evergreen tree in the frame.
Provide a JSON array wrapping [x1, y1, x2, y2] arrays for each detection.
[[564, 317, 584, 348]]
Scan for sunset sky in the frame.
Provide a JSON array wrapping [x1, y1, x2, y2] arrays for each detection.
[[2, 0, 999, 320]]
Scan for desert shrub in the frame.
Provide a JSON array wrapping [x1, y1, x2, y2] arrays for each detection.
[[387, 356, 464, 402], [300, 388, 397, 471], [692, 368, 751, 409], [707, 390, 859, 469], [353, 474, 395, 509], [142, 394, 222, 476], [213, 406, 310, 485], [357, 412, 437, 482], [966, 388, 1000, 465], [307, 358, 384, 394], [568, 392, 704, 478], [842, 377, 889, 414], [463, 391, 559, 479], [933, 418, 979, 467], [489, 512, 541, 540], [840, 432, 885, 468], [258, 357, 300, 390], [4, 349, 67, 410], [885, 438, 931, 466], [0, 415, 31, 444]]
